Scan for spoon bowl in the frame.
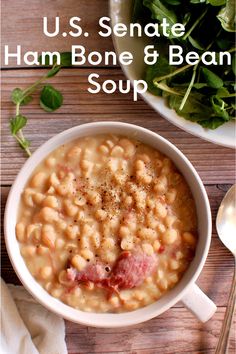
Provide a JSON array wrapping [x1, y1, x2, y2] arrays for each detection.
[[216, 184, 236, 256]]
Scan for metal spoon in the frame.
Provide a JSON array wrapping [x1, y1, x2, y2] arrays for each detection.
[[215, 184, 236, 354]]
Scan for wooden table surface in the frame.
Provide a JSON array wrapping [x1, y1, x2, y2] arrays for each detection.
[[1, 1, 236, 353]]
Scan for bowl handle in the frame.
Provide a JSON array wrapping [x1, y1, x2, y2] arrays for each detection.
[[181, 283, 217, 322]]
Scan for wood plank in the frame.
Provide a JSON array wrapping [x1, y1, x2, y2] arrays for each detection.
[[1, 185, 235, 307], [1, 68, 235, 185], [1, 0, 113, 68], [64, 308, 235, 354]]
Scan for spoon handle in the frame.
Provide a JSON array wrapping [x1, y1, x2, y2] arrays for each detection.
[[215, 260, 236, 354]]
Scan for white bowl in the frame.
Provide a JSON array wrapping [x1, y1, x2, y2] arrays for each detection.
[[110, 0, 236, 149], [4, 122, 216, 327]]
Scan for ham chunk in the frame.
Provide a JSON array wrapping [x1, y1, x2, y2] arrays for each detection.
[[108, 251, 157, 290], [67, 263, 109, 283], [67, 251, 157, 291]]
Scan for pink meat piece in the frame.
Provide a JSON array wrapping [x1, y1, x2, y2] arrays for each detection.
[[67, 251, 157, 291], [108, 251, 157, 290], [67, 263, 108, 283]]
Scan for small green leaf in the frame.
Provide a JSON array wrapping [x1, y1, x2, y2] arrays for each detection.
[[146, 56, 174, 95], [38, 53, 59, 66], [21, 95, 33, 105], [211, 95, 229, 120], [188, 36, 204, 50], [193, 83, 208, 89], [217, 87, 230, 96], [199, 117, 226, 129], [183, 12, 191, 26], [39, 52, 72, 67], [163, 0, 181, 5], [10, 115, 27, 135], [208, 0, 226, 6], [202, 68, 224, 88], [11, 88, 24, 104], [60, 52, 72, 67], [19, 138, 30, 150], [40, 85, 63, 112], [190, 0, 206, 4], [46, 66, 61, 78], [143, 0, 177, 36], [11, 88, 33, 105]]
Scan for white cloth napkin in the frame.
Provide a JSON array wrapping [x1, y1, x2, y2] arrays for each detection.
[[0, 278, 67, 354]]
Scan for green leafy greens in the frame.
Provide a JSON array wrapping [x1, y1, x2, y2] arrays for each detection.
[[9, 52, 72, 156], [133, 0, 235, 129]]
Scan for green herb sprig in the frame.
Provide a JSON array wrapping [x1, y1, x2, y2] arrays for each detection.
[[10, 52, 72, 156]]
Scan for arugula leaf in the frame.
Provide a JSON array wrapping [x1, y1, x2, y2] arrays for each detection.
[[145, 56, 173, 95], [190, 0, 207, 3], [40, 85, 63, 112], [193, 83, 208, 89], [188, 36, 204, 50], [211, 95, 229, 120], [217, 0, 236, 32], [163, 0, 181, 5], [10, 115, 27, 135], [143, 0, 177, 36], [202, 68, 224, 88], [216, 87, 230, 96], [169, 93, 212, 118], [208, 0, 226, 6], [138, 0, 235, 129], [199, 117, 227, 128]]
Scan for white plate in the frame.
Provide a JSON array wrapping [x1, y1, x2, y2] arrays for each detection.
[[110, 0, 236, 149]]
